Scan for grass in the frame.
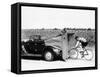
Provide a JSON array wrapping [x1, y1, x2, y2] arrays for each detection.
[[21, 28, 95, 47]]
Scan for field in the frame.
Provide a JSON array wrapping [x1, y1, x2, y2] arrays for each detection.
[[21, 28, 95, 48]]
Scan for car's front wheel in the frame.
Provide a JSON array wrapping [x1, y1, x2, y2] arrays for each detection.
[[43, 50, 55, 61]]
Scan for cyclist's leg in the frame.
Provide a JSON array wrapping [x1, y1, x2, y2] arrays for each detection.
[[80, 46, 85, 58]]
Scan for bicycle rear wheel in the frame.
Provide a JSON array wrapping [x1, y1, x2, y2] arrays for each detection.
[[68, 48, 78, 59], [84, 49, 93, 61]]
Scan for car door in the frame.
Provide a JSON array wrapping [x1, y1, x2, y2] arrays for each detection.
[[35, 40, 45, 54], [24, 40, 35, 54]]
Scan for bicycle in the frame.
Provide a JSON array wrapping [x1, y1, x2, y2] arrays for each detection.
[[68, 47, 93, 61]]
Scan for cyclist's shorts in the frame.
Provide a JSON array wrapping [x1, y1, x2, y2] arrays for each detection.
[[81, 42, 88, 48]]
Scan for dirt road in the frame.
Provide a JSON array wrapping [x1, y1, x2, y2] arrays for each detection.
[[21, 46, 95, 71]]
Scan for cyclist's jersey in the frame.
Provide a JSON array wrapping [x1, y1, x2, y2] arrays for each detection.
[[78, 37, 87, 42]]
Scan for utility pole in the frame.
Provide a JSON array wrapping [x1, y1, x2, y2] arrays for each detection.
[[61, 29, 69, 61]]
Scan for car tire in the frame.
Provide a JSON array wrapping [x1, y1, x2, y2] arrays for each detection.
[[43, 50, 55, 61]]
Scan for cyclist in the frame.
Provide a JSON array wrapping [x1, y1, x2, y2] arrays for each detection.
[[75, 36, 88, 57]]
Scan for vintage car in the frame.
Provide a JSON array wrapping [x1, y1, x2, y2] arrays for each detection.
[[21, 35, 62, 61]]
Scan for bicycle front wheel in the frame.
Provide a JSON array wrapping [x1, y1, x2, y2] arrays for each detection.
[[69, 48, 78, 59], [84, 49, 93, 61]]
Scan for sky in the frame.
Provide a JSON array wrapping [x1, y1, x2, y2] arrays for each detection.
[[21, 6, 95, 29]]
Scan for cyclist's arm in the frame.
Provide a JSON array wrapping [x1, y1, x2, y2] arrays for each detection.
[[75, 41, 80, 48]]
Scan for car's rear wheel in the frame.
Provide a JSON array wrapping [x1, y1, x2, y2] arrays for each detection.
[[43, 50, 54, 61]]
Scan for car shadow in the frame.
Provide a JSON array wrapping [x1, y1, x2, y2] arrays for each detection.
[[21, 56, 42, 61], [21, 56, 63, 61]]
